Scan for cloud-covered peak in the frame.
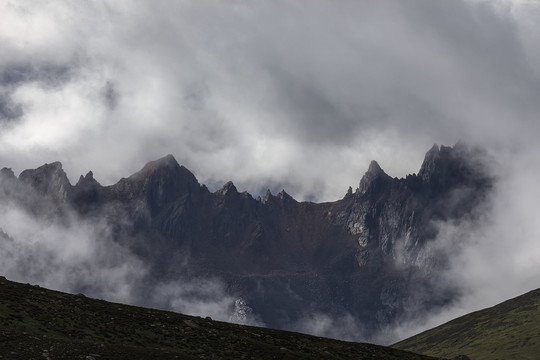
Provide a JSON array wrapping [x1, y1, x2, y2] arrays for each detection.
[[139, 154, 179, 172], [0, 167, 16, 181]]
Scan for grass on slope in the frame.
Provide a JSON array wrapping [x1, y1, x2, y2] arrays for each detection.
[[393, 288, 540, 360], [0, 276, 440, 360]]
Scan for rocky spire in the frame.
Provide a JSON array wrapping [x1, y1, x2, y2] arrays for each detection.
[[358, 160, 391, 194], [276, 189, 293, 201], [216, 181, 238, 196], [418, 144, 441, 182], [76, 171, 100, 188]]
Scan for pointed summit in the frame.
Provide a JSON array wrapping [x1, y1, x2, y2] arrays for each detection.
[[277, 189, 294, 202], [216, 181, 238, 196], [76, 171, 100, 188], [112, 154, 201, 214], [367, 160, 384, 175], [262, 189, 273, 204], [128, 154, 196, 186], [139, 154, 179, 174], [418, 144, 441, 182], [358, 160, 390, 194]]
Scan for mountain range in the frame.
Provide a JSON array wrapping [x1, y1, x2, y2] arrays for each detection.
[[0, 143, 493, 340]]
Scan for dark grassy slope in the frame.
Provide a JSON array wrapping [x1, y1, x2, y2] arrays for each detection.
[[394, 288, 540, 360], [0, 277, 440, 360]]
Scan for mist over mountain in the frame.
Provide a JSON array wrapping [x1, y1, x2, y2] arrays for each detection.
[[0, 143, 493, 343]]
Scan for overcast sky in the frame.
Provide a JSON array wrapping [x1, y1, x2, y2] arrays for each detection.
[[1, 0, 539, 201], [1, 0, 540, 341]]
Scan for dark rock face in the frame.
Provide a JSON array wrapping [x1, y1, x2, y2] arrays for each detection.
[[0, 144, 493, 336], [19, 161, 72, 203]]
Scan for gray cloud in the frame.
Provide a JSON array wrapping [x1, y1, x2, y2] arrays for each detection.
[[0, 2, 532, 201], [0, 196, 247, 323], [291, 312, 368, 343], [0, 61, 75, 123], [0, 62, 74, 88], [1, 0, 540, 344], [0, 204, 147, 303], [0, 93, 23, 121]]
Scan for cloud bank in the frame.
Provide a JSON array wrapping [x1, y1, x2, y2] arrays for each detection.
[[0, 0, 538, 201]]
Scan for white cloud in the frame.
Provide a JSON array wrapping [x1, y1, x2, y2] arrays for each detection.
[[10, 0, 534, 198], [0, 203, 147, 303]]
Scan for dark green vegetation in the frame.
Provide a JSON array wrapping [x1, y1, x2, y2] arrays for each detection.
[[394, 288, 540, 360], [0, 277, 440, 359]]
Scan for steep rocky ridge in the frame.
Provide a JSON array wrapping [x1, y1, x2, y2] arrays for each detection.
[[0, 143, 493, 338]]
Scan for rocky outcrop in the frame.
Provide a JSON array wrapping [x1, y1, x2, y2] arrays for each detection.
[[0, 143, 493, 335], [19, 162, 72, 203], [358, 160, 392, 195]]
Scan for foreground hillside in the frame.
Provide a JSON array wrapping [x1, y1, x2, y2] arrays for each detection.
[[394, 288, 540, 360], [0, 277, 439, 360]]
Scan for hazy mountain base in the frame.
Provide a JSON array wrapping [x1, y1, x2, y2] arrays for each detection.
[[0, 276, 441, 360], [393, 288, 540, 360]]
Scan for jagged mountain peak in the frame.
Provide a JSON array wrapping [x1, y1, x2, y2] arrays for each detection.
[[276, 189, 296, 203], [258, 188, 296, 204], [111, 154, 202, 213], [367, 160, 384, 175], [76, 171, 100, 188], [19, 161, 65, 177], [417, 142, 484, 196], [18, 161, 71, 201], [418, 144, 441, 179], [19, 161, 65, 178], [418, 143, 466, 179], [358, 160, 391, 195], [261, 189, 273, 203], [138, 154, 180, 173], [215, 181, 238, 196], [125, 154, 198, 186]]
